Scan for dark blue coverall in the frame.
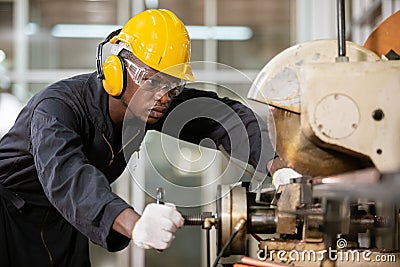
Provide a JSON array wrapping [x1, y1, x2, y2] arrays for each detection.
[[0, 72, 274, 266]]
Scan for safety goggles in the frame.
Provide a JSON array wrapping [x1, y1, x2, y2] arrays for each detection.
[[124, 59, 186, 98]]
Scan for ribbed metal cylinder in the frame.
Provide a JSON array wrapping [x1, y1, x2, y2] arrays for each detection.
[[183, 214, 203, 226]]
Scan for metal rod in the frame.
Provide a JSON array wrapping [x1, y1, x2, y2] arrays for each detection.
[[206, 229, 211, 267], [212, 218, 246, 267], [156, 187, 165, 205], [155, 188, 165, 253], [336, 0, 346, 57]]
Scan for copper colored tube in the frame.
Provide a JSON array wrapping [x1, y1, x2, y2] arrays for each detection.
[[241, 256, 296, 267]]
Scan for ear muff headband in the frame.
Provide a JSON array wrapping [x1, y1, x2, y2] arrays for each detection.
[[96, 29, 127, 97]]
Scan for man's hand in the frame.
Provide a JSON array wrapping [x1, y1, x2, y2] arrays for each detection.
[[267, 156, 287, 176], [132, 203, 184, 250]]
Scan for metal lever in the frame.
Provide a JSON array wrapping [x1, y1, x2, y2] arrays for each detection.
[[156, 187, 165, 205], [156, 187, 165, 252]]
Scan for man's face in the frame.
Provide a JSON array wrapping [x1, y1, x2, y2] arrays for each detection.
[[123, 58, 185, 124]]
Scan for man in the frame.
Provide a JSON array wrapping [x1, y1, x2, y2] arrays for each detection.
[[0, 9, 274, 266]]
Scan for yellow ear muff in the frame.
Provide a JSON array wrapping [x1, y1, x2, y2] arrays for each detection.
[[102, 55, 127, 97]]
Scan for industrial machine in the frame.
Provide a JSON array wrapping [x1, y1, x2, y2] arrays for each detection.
[[184, 3, 400, 267]]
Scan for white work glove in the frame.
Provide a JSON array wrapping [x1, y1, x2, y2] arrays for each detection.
[[132, 203, 184, 250], [272, 167, 302, 189]]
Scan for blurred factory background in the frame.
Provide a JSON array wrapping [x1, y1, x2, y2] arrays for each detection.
[[0, 1, 399, 267]]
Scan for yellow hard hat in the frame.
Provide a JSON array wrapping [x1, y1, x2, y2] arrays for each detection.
[[110, 9, 194, 82]]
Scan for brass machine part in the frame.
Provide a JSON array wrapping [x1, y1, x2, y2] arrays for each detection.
[[364, 10, 400, 58], [216, 183, 303, 256], [267, 106, 372, 177], [216, 183, 307, 256], [217, 182, 395, 259], [217, 185, 248, 256], [215, 184, 299, 255], [184, 212, 216, 229]]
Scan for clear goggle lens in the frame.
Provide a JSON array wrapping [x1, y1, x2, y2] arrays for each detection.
[[125, 59, 186, 98]]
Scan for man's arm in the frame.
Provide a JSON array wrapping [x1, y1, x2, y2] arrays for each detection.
[[112, 208, 139, 238], [149, 88, 276, 189]]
